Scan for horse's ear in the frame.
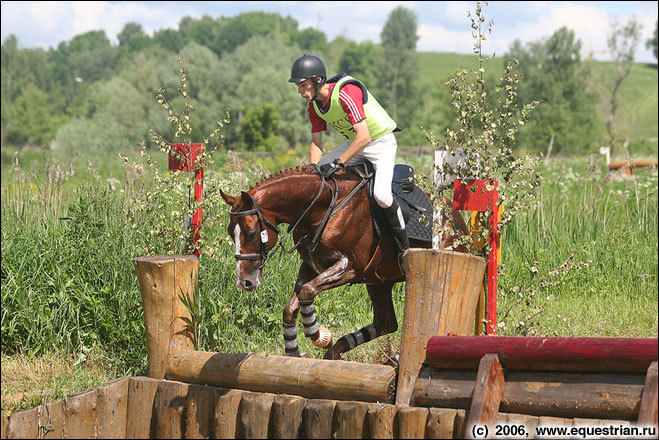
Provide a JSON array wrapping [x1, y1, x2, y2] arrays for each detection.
[[240, 191, 254, 207], [220, 189, 237, 207]]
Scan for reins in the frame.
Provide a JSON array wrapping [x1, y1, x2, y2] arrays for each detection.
[[230, 166, 373, 267]]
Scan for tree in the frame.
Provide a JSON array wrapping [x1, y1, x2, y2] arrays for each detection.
[[338, 41, 381, 87], [153, 28, 185, 53], [506, 27, 602, 154], [291, 28, 329, 55], [241, 104, 281, 151], [216, 12, 298, 57], [5, 84, 66, 146], [603, 18, 642, 154], [647, 20, 658, 61], [214, 35, 307, 150], [376, 6, 421, 130], [55, 77, 149, 156], [117, 22, 151, 52], [66, 30, 114, 83]]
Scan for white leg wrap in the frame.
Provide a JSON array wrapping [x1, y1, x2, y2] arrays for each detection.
[[300, 300, 320, 338], [283, 322, 301, 357]]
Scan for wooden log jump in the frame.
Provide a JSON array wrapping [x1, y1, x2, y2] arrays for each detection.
[[423, 336, 658, 431], [413, 367, 647, 419], [166, 349, 397, 404], [425, 336, 658, 373]]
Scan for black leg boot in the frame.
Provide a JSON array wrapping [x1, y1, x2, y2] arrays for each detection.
[[383, 200, 410, 253]]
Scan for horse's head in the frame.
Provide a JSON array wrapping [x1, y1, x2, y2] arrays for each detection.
[[221, 189, 279, 291]]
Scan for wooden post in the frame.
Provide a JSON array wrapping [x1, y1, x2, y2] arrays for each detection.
[[332, 401, 369, 439], [426, 408, 458, 439], [126, 376, 160, 439], [466, 354, 504, 440], [96, 377, 129, 439], [638, 361, 658, 427], [63, 389, 97, 439], [301, 399, 336, 439], [214, 389, 244, 439], [7, 406, 40, 439], [41, 400, 66, 439], [237, 392, 274, 439], [1, 413, 8, 439], [366, 403, 397, 439], [185, 384, 218, 439], [397, 407, 429, 439], [269, 394, 306, 439], [396, 249, 487, 406], [133, 254, 198, 379], [153, 380, 190, 439]]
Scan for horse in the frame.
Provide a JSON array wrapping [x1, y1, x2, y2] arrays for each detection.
[[220, 164, 468, 361]]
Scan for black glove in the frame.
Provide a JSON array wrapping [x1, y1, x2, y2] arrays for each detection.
[[319, 158, 344, 179]]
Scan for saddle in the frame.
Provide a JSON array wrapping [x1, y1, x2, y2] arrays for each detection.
[[347, 163, 433, 244]]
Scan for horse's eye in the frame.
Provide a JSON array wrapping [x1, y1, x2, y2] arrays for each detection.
[[245, 229, 257, 241]]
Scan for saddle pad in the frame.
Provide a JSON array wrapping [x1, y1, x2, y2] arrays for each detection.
[[365, 165, 433, 244], [393, 186, 433, 242]]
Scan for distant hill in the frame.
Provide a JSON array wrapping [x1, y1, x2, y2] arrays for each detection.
[[416, 51, 658, 151]]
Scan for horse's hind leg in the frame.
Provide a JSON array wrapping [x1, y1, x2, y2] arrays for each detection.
[[282, 263, 316, 357], [324, 282, 398, 360]]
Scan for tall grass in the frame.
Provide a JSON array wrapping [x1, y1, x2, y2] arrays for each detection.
[[1, 152, 657, 385]]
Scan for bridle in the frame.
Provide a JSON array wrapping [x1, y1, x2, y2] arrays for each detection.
[[229, 166, 372, 269], [229, 193, 278, 268]]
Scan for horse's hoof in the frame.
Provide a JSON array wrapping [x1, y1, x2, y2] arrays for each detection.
[[323, 350, 342, 361], [312, 327, 332, 348], [383, 351, 400, 367], [300, 352, 309, 358]]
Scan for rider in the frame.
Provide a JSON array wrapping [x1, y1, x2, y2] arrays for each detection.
[[289, 54, 410, 253]]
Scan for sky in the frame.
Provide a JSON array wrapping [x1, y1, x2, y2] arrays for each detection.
[[1, 1, 657, 63]]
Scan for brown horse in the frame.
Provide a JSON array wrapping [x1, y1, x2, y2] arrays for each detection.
[[220, 165, 467, 360]]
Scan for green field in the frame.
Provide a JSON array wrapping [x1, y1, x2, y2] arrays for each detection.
[[1, 54, 658, 414], [2, 142, 657, 413]]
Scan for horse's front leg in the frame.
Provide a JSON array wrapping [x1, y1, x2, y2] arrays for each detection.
[[282, 263, 316, 357], [294, 256, 355, 353]]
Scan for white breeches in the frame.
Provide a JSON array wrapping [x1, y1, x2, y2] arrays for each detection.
[[318, 132, 397, 208]]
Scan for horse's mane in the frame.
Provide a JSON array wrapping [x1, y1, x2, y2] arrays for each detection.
[[249, 165, 317, 192]]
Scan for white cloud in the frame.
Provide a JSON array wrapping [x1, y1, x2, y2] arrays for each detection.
[[441, 1, 473, 25], [417, 24, 473, 53], [1, 1, 656, 62]]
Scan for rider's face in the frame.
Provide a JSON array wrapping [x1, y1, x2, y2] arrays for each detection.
[[295, 78, 316, 101]]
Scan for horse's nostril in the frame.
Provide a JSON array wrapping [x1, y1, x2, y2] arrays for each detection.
[[242, 279, 253, 289]]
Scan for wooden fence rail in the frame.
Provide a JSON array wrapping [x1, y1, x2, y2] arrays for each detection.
[[4, 376, 647, 439]]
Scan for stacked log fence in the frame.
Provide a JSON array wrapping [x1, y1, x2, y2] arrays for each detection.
[[6, 374, 656, 439]]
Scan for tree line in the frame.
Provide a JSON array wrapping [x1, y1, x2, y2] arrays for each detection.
[[1, 8, 657, 158]]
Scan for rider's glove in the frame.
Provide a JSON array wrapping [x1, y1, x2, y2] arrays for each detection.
[[319, 158, 344, 179]]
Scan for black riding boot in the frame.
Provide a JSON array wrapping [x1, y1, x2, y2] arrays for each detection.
[[383, 200, 410, 253]]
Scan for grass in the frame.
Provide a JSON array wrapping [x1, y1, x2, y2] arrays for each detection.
[[1, 143, 657, 415], [1, 347, 116, 414]]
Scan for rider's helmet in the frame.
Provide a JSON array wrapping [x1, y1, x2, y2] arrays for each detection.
[[288, 54, 326, 84]]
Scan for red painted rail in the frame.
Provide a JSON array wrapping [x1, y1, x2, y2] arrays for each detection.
[[168, 143, 204, 256], [426, 336, 658, 373]]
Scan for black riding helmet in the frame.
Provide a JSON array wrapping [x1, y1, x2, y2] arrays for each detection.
[[289, 54, 326, 100], [288, 54, 326, 83]]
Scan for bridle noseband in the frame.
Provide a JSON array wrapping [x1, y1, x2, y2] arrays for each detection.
[[229, 193, 278, 267]]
